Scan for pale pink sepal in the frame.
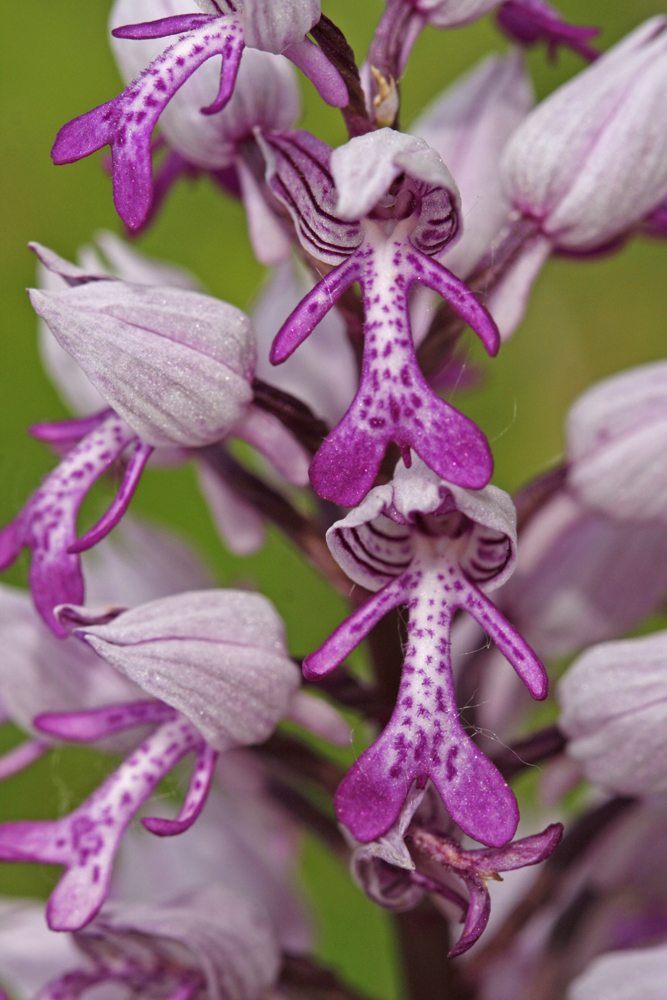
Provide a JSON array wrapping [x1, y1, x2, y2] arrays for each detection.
[[567, 359, 667, 521], [29, 278, 256, 449], [237, 158, 292, 266], [58, 590, 299, 750], [484, 232, 552, 340], [331, 128, 461, 224], [559, 629, 667, 796], [233, 404, 311, 486]]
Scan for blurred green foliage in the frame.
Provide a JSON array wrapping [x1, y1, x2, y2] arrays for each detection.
[[1, 0, 666, 996]]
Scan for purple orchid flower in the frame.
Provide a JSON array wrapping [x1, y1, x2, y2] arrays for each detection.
[[51, 0, 347, 230], [260, 127, 501, 506], [347, 785, 562, 958], [0, 589, 300, 931], [35, 884, 280, 1000], [108, 0, 302, 248], [303, 456, 547, 847], [5, 244, 308, 633]]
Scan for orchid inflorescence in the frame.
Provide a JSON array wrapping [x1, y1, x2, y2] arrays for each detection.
[[3, 2, 667, 998]]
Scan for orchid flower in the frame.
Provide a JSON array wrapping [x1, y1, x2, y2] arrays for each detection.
[[4, 244, 308, 632], [51, 0, 346, 230], [0, 589, 301, 931], [108, 0, 302, 249], [303, 456, 547, 847], [261, 127, 501, 505], [348, 786, 562, 957]]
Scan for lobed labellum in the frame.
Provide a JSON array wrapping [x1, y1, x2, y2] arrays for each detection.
[[0, 413, 150, 636], [271, 228, 499, 505], [0, 710, 207, 931], [305, 493, 546, 846]]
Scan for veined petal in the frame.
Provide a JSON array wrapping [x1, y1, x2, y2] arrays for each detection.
[[258, 130, 363, 265], [326, 488, 413, 592]]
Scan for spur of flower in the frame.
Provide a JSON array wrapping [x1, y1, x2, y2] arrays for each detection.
[[304, 455, 547, 848], [261, 127, 501, 506]]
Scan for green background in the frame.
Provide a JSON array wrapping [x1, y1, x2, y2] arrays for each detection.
[[1, 1, 666, 996]]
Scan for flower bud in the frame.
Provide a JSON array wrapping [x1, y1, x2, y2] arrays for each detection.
[[29, 272, 256, 449], [501, 17, 667, 250], [59, 590, 300, 751], [567, 359, 667, 522], [559, 629, 667, 796]]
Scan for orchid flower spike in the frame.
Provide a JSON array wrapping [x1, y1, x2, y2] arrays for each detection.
[[261, 127, 501, 506], [304, 455, 547, 847], [4, 244, 307, 633], [107, 0, 301, 247], [0, 589, 300, 931], [348, 786, 562, 957], [37, 885, 281, 1000], [51, 0, 346, 229]]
